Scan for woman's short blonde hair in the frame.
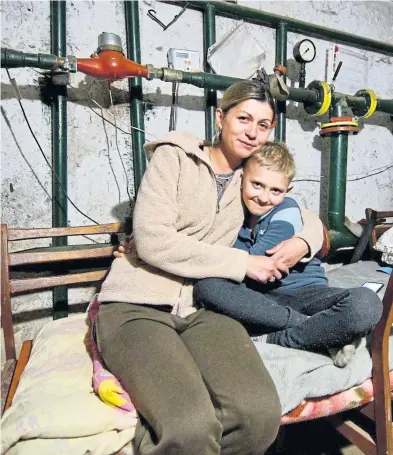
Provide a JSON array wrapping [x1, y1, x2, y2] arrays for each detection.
[[212, 80, 276, 146], [245, 141, 296, 182], [219, 80, 276, 117]]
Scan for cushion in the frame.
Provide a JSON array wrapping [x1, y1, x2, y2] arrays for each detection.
[[1, 314, 137, 455]]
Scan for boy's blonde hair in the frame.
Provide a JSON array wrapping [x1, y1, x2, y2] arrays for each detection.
[[245, 141, 296, 182]]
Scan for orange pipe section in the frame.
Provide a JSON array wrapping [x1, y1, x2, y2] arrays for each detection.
[[77, 50, 148, 80]]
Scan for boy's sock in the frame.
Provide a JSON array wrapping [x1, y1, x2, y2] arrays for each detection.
[[327, 337, 364, 368]]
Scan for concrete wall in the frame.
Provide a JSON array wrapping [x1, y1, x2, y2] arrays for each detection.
[[1, 0, 392, 357]]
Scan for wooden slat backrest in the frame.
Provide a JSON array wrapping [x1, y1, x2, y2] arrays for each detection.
[[365, 208, 393, 249], [1, 224, 14, 361], [1, 223, 125, 361], [7, 223, 124, 241]]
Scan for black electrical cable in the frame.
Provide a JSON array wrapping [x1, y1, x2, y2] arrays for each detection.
[[169, 82, 179, 131], [6, 68, 99, 225], [347, 164, 393, 181], [108, 85, 133, 205], [294, 163, 393, 183]]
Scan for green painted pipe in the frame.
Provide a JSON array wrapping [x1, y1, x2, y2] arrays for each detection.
[[289, 87, 317, 104], [376, 98, 393, 115], [168, 1, 393, 56], [1, 48, 58, 69], [125, 0, 146, 195], [328, 133, 348, 228], [181, 71, 242, 90], [275, 22, 287, 142], [177, 71, 393, 116], [203, 3, 217, 142], [327, 127, 357, 250], [50, 0, 68, 319]]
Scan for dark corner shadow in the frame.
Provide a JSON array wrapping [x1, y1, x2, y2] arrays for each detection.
[[143, 92, 205, 112], [1, 78, 206, 112], [285, 103, 320, 133], [111, 201, 134, 234], [361, 111, 393, 133], [313, 134, 330, 224], [2, 73, 390, 131], [286, 58, 321, 133]]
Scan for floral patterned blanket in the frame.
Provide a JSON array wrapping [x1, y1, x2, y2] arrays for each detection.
[[281, 370, 393, 424]]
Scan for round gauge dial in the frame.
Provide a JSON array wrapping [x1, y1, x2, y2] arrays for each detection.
[[293, 39, 316, 64]]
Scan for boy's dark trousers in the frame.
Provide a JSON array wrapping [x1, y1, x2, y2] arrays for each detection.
[[194, 280, 383, 351]]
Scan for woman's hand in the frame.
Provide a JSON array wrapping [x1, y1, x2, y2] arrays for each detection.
[[113, 235, 133, 258], [266, 237, 309, 268], [246, 255, 288, 283]]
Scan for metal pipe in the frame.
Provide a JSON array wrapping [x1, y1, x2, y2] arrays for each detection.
[[275, 22, 287, 142], [328, 133, 348, 230], [376, 98, 393, 115], [154, 68, 393, 116], [50, 0, 68, 319], [179, 71, 242, 90], [288, 86, 318, 104], [167, 1, 393, 56], [1, 48, 58, 69], [181, 71, 393, 115], [335, 93, 393, 115], [125, 0, 146, 195], [3, 48, 392, 117], [327, 111, 358, 249], [203, 3, 217, 142]]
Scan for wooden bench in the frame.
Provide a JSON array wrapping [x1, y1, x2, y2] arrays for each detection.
[[1, 222, 126, 415], [1, 222, 392, 454]]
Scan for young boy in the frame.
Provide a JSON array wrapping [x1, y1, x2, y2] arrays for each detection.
[[194, 142, 382, 367]]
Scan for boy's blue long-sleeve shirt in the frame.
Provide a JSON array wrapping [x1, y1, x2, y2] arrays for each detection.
[[234, 197, 328, 290]]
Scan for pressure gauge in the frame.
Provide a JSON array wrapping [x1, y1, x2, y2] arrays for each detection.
[[293, 39, 316, 64]]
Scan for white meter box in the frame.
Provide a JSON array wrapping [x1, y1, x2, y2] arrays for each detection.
[[168, 48, 200, 72]]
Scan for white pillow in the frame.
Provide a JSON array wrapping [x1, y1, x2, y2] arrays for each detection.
[[1, 313, 137, 455]]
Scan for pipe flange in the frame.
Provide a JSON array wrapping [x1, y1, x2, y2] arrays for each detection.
[[320, 116, 360, 136], [352, 89, 378, 118], [321, 120, 359, 128], [320, 125, 360, 136], [304, 80, 331, 116]]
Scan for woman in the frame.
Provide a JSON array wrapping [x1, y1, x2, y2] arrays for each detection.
[[95, 80, 323, 454]]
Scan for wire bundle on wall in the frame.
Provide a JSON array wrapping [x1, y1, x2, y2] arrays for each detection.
[[4, 69, 156, 231]]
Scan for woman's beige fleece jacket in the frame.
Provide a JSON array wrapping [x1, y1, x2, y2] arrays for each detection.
[[98, 131, 323, 317]]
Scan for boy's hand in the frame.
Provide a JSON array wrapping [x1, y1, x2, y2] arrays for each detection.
[[246, 255, 288, 283], [266, 237, 309, 268], [113, 235, 133, 258]]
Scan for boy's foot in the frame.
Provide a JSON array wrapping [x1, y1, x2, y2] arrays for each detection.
[[327, 338, 363, 368]]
